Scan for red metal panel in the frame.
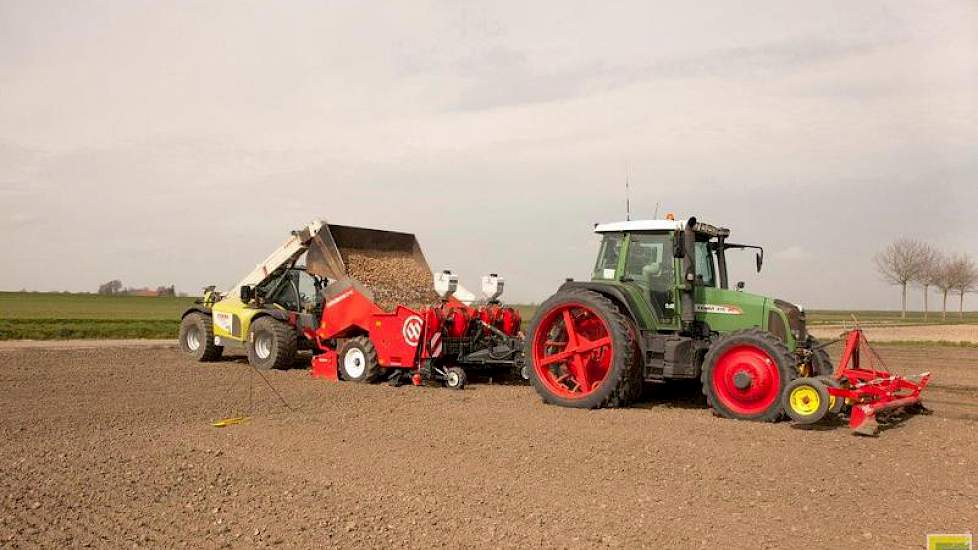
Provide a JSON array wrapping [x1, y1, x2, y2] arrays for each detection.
[[367, 305, 425, 368], [311, 351, 339, 381], [318, 287, 384, 340]]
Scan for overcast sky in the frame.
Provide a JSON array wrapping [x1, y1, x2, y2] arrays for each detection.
[[1, 1, 976, 309]]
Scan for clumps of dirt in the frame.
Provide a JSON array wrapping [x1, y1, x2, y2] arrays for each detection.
[[339, 249, 441, 311]]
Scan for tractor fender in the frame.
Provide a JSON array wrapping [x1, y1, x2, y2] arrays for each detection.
[[557, 281, 644, 331]]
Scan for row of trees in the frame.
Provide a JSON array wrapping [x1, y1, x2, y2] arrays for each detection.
[[97, 280, 177, 297], [874, 239, 978, 319]]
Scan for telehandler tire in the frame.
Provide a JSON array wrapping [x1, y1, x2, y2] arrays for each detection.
[[338, 336, 381, 382], [179, 312, 223, 362], [701, 328, 796, 422], [525, 289, 641, 409], [246, 316, 297, 370]]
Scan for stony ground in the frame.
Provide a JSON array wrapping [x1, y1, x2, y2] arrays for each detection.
[[1, 343, 976, 549]]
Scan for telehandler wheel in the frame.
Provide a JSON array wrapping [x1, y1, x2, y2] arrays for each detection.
[[444, 367, 467, 390], [783, 377, 831, 424], [246, 316, 297, 370], [525, 289, 641, 409], [816, 375, 845, 414], [179, 312, 223, 362], [701, 328, 796, 422], [807, 336, 834, 377], [338, 337, 380, 382]]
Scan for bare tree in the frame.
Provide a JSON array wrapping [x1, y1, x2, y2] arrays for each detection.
[[934, 255, 963, 321], [950, 255, 977, 319], [912, 244, 942, 320], [97, 279, 123, 295], [874, 239, 931, 319]]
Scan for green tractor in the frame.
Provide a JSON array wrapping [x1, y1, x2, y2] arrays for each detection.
[[525, 217, 832, 421]]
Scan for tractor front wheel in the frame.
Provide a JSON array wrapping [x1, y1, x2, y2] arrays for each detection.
[[246, 317, 297, 370], [525, 289, 641, 409], [179, 313, 223, 362], [702, 329, 795, 422]]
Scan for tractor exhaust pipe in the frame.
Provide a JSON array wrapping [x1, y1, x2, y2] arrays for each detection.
[[681, 217, 697, 332]]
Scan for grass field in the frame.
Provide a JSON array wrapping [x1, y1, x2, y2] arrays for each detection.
[[0, 292, 195, 339], [0, 291, 975, 340]]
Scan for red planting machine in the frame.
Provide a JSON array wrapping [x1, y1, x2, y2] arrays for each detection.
[[782, 327, 931, 435], [301, 225, 525, 389]]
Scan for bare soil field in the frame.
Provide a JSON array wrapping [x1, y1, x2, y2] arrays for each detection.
[[1, 344, 976, 549], [810, 323, 978, 344]]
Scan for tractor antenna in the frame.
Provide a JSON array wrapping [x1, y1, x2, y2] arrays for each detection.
[[653, 201, 661, 219], [625, 166, 631, 221]]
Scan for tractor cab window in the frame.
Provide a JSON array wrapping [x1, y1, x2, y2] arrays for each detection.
[[695, 241, 717, 287], [265, 270, 300, 311], [593, 233, 624, 280], [624, 233, 675, 320], [295, 268, 323, 311]]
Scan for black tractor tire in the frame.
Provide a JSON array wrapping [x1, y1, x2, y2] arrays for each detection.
[[701, 328, 797, 422], [246, 316, 297, 370], [807, 336, 834, 377], [444, 366, 467, 390], [338, 336, 381, 383], [816, 375, 846, 415], [179, 312, 223, 362], [783, 377, 831, 425], [525, 288, 642, 409]]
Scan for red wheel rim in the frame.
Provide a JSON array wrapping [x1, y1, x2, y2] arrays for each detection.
[[531, 303, 614, 399], [711, 345, 782, 416]]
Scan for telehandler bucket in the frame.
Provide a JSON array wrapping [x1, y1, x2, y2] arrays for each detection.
[[306, 223, 432, 284]]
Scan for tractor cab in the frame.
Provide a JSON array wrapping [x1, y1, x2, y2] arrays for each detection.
[[589, 218, 803, 349]]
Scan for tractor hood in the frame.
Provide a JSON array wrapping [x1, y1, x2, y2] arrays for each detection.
[[772, 298, 808, 343]]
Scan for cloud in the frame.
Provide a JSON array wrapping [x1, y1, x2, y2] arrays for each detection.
[[773, 246, 813, 261]]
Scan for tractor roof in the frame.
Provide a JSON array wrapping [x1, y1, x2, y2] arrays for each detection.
[[593, 219, 729, 238]]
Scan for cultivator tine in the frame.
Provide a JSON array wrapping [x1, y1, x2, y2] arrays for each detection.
[[850, 405, 879, 436], [807, 329, 932, 436]]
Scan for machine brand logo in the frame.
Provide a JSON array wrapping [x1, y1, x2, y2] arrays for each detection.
[[326, 290, 354, 308], [214, 311, 233, 332], [402, 316, 424, 347], [694, 304, 743, 315], [928, 534, 973, 550]]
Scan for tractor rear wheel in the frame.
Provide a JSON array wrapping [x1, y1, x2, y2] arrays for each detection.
[[338, 336, 380, 382], [246, 316, 297, 370], [179, 312, 223, 362], [525, 289, 641, 409], [701, 328, 796, 422]]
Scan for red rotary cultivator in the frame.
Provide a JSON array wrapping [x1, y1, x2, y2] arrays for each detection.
[[783, 328, 931, 435], [302, 225, 524, 389]]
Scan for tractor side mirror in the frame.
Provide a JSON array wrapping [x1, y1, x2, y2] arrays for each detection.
[[240, 285, 254, 303], [736, 281, 745, 291], [755, 251, 763, 273]]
